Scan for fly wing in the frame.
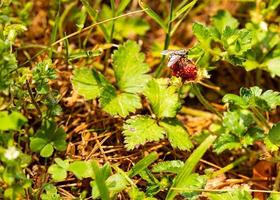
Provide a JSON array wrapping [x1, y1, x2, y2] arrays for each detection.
[[161, 50, 174, 55], [167, 55, 181, 67]]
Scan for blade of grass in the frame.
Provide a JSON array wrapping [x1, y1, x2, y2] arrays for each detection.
[[128, 152, 158, 177], [81, 0, 110, 42], [116, 0, 132, 16], [166, 135, 217, 200], [17, 9, 146, 68], [171, 0, 197, 22], [154, 0, 174, 77], [138, 0, 167, 32], [49, 0, 60, 58], [92, 161, 110, 200]]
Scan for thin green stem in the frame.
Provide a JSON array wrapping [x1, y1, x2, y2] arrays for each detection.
[[191, 83, 222, 119], [211, 156, 247, 178], [154, 0, 174, 78], [251, 107, 270, 130]]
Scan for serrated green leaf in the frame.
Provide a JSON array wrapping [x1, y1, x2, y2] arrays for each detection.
[[213, 133, 241, 154], [40, 143, 54, 157], [100, 87, 142, 117], [112, 40, 151, 93], [166, 135, 216, 200], [222, 94, 248, 108], [212, 10, 239, 34], [72, 67, 110, 100], [68, 160, 94, 179], [192, 23, 211, 44], [123, 116, 165, 150], [144, 78, 181, 118], [160, 118, 193, 150], [152, 160, 184, 173], [206, 189, 253, 200], [223, 110, 254, 137]]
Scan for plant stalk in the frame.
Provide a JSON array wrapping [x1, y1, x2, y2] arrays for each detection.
[[211, 156, 247, 178], [191, 83, 222, 119], [154, 0, 174, 77]]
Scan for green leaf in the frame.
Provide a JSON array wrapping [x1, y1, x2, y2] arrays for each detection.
[[72, 67, 110, 100], [0, 111, 27, 131], [68, 160, 94, 179], [30, 138, 48, 152], [123, 116, 165, 150], [212, 10, 239, 34], [268, 123, 280, 146], [138, 0, 167, 32], [213, 133, 241, 154], [41, 184, 62, 200], [112, 40, 151, 93], [192, 23, 211, 44], [128, 152, 158, 177], [91, 173, 129, 199], [172, 0, 197, 22], [30, 121, 67, 157], [144, 78, 181, 118], [223, 110, 254, 137], [48, 164, 67, 181], [206, 189, 253, 200], [181, 174, 207, 200], [152, 160, 184, 173], [40, 143, 54, 157], [91, 161, 110, 200], [159, 118, 193, 150], [116, 0, 131, 15], [166, 135, 216, 200], [100, 87, 142, 117], [222, 94, 248, 108], [54, 158, 69, 169]]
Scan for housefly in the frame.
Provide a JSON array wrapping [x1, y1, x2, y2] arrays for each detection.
[[161, 49, 198, 81], [161, 49, 187, 67]]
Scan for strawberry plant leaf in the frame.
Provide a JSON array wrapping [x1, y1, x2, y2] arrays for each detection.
[[212, 10, 239, 34], [112, 40, 151, 93], [213, 133, 241, 154], [152, 160, 184, 174], [159, 118, 193, 150], [192, 23, 211, 45], [144, 78, 181, 118], [123, 116, 165, 150], [100, 86, 142, 117], [72, 67, 110, 100]]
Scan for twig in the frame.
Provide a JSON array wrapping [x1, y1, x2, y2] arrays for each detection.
[[26, 80, 42, 117]]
